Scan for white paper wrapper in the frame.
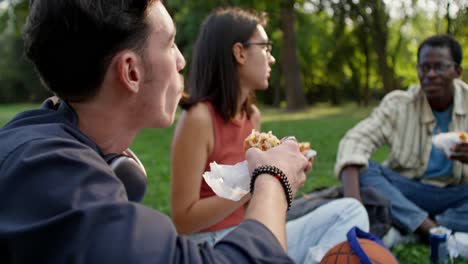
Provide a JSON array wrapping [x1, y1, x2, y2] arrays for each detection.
[[202, 161, 250, 201], [305, 149, 317, 160], [202, 150, 318, 201], [449, 232, 468, 259], [432, 132, 465, 157]]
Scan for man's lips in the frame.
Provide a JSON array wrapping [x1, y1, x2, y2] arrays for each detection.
[[423, 82, 443, 89], [423, 85, 444, 96]]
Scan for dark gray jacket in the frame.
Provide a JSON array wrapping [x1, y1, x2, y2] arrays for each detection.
[[0, 99, 292, 263]]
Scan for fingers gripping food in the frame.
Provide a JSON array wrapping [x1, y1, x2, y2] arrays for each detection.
[[433, 131, 468, 157], [203, 130, 315, 201]]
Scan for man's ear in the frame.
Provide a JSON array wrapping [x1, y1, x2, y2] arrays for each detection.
[[232, 42, 247, 65], [115, 51, 143, 94], [455, 65, 463, 78]]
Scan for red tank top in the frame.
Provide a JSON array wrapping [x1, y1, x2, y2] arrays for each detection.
[[199, 102, 254, 232]]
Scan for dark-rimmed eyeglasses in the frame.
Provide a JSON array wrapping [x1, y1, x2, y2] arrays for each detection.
[[243, 41, 273, 54], [417, 62, 456, 75]]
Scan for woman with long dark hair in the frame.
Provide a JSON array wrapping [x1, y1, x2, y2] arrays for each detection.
[[171, 7, 369, 263]]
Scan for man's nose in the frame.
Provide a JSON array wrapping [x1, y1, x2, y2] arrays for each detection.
[[426, 67, 438, 78]]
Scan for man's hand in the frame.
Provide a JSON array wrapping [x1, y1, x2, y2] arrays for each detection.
[[246, 139, 311, 197], [340, 165, 363, 202], [244, 139, 311, 251], [450, 142, 468, 163]]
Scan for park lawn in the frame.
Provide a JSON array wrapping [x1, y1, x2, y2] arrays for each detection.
[[133, 103, 388, 213], [0, 103, 39, 125], [1, 102, 467, 264]]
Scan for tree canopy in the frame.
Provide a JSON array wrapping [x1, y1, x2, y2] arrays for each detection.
[[0, 0, 466, 108]]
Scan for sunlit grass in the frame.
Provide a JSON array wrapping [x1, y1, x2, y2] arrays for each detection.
[[261, 102, 374, 122]]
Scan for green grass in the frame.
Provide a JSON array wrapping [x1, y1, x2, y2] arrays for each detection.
[[132, 103, 383, 213], [1, 102, 467, 264], [0, 103, 39, 126]]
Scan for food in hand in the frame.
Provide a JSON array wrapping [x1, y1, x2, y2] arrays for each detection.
[[433, 131, 468, 157], [243, 129, 280, 152], [460, 132, 468, 141], [299, 142, 310, 152], [243, 129, 316, 159]]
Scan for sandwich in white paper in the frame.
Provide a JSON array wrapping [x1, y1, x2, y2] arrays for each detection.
[[203, 130, 317, 201], [432, 132, 468, 157]]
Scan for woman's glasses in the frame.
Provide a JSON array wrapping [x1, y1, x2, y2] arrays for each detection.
[[243, 41, 273, 54]]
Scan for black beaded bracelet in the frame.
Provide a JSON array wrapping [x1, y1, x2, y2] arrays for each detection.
[[250, 165, 293, 210]]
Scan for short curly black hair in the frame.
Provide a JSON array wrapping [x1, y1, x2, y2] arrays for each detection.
[[417, 34, 462, 65]]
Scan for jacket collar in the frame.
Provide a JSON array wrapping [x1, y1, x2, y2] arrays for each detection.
[[41, 97, 79, 126], [41, 97, 103, 155], [419, 79, 466, 125]]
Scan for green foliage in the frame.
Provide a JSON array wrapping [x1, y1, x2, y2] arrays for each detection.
[[392, 242, 468, 264], [0, 1, 50, 103], [0, 0, 467, 105]]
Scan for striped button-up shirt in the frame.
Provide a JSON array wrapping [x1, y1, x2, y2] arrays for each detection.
[[335, 79, 468, 186]]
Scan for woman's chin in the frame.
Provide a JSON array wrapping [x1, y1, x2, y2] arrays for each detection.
[[259, 81, 270, 90]]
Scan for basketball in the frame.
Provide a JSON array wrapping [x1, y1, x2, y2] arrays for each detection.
[[320, 238, 398, 264]]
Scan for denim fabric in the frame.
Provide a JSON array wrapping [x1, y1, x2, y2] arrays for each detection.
[[286, 198, 369, 264], [360, 160, 468, 233], [190, 198, 369, 264], [335, 79, 468, 187], [189, 226, 236, 246]]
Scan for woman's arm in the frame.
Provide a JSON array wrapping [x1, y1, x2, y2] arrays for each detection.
[[170, 103, 249, 234]]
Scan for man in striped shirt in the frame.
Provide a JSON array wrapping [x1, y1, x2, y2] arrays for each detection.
[[336, 34, 468, 242]]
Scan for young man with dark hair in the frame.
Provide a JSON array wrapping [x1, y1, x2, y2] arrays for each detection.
[[0, 1, 313, 262], [336, 34, 468, 243]]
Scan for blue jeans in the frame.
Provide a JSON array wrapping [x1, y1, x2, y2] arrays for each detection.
[[189, 198, 369, 264], [360, 160, 468, 233], [189, 226, 236, 245]]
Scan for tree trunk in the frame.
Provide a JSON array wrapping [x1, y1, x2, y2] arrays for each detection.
[[374, 42, 394, 92], [370, 0, 398, 92], [363, 34, 371, 106], [446, 0, 452, 34], [280, 0, 307, 111]]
